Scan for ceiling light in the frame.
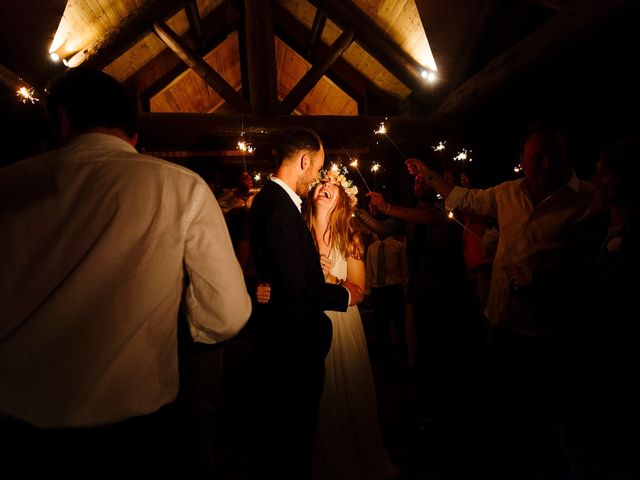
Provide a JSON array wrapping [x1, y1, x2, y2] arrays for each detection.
[[421, 70, 437, 83]]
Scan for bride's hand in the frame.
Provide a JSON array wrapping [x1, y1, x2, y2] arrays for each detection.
[[320, 254, 332, 276], [256, 282, 271, 304]]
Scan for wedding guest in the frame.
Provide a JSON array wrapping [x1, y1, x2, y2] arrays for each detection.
[[406, 122, 608, 478], [567, 133, 640, 479], [248, 128, 363, 479], [0, 68, 252, 478], [258, 167, 400, 479]]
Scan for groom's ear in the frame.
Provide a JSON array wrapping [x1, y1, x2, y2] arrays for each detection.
[[300, 151, 310, 171]]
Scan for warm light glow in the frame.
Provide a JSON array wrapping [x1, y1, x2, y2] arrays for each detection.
[[448, 211, 454, 219], [331, 163, 340, 173], [432, 141, 446, 152], [454, 148, 472, 162], [371, 163, 381, 173], [16, 86, 39, 104], [254, 173, 261, 181], [50, 52, 60, 62], [514, 164, 522, 173], [350, 159, 358, 168], [374, 122, 387, 135], [237, 137, 255, 153], [426, 71, 437, 83]]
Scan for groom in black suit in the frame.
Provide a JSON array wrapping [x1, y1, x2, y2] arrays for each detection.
[[249, 127, 363, 478]]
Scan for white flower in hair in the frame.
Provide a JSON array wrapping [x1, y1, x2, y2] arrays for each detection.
[[310, 168, 359, 205]]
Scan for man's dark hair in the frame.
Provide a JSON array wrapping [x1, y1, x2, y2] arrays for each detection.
[[520, 121, 567, 154], [46, 68, 137, 138], [276, 127, 322, 164]]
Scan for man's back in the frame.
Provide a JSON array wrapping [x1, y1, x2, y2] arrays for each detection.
[[0, 132, 251, 428]]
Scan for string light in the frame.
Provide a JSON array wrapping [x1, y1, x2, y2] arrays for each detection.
[[514, 164, 522, 173], [253, 173, 261, 182]]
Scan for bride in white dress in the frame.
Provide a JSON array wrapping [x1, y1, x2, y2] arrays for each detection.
[[258, 169, 400, 479]]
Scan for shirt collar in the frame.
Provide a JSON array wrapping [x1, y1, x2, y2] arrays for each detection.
[[68, 132, 138, 153], [520, 170, 580, 197], [270, 176, 302, 212]]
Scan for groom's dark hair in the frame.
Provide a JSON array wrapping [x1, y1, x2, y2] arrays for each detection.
[[277, 127, 322, 165]]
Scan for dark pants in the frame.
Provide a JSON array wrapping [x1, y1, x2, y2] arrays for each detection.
[[0, 402, 179, 479], [250, 340, 325, 479], [485, 327, 570, 479]]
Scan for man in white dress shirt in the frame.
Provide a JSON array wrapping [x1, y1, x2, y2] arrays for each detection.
[[0, 68, 252, 476]]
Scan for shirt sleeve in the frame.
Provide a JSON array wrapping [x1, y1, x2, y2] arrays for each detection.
[[446, 185, 498, 218], [183, 183, 252, 344]]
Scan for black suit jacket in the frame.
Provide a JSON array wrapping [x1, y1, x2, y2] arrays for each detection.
[[249, 179, 348, 359]]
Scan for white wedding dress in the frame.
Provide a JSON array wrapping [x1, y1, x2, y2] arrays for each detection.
[[312, 248, 401, 480]]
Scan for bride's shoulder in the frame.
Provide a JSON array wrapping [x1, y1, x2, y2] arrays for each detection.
[[347, 231, 365, 261]]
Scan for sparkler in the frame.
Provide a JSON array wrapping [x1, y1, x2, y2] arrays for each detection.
[[428, 202, 483, 241], [340, 143, 371, 192], [453, 147, 472, 168], [371, 162, 381, 190], [349, 158, 371, 192], [16, 86, 39, 104], [374, 121, 406, 158], [432, 141, 446, 152], [237, 116, 254, 171]]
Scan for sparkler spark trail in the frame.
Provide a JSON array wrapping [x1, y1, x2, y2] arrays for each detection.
[[432, 141, 446, 152], [371, 162, 380, 190], [374, 121, 406, 158], [430, 202, 483, 241], [338, 143, 370, 192]]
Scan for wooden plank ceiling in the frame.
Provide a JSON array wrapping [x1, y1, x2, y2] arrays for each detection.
[[42, 0, 436, 117]]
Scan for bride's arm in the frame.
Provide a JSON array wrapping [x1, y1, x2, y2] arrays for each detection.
[[346, 256, 365, 304]]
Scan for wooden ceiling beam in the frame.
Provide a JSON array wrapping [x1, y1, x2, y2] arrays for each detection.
[[81, 0, 192, 71], [276, 29, 355, 115], [152, 21, 249, 113], [308, 10, 327, 54], [126, 2, 240, 105], [185, 1, 204, 50], [272, 2, 399, 114], [243, 0, 277, 115], [306, 0, 426, 93], [137, 112, 442, 151], [435, 0, 631, 118]]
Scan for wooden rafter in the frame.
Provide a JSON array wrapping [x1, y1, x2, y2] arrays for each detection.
[[243, 0, 277, 114], [276, 30, 355, 115], [81, 0, 191, 71], [272, 2, 399, 114], [152, 21, 249, 112], [306, 0, 426, 92], [308, 10, 327, 54], [137, 112, 441, 151], [185, 1, 204, 50], [126, 2, 240, 108]]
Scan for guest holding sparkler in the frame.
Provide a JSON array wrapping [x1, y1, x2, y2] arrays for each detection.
[[369, 162, 478, 422], [406, 122, 608, 478]]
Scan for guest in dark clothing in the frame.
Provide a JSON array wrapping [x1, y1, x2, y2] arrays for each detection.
[[567, 133, 640, 480]]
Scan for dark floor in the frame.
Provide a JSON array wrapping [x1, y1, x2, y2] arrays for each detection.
[[212, 306, 489, 480]]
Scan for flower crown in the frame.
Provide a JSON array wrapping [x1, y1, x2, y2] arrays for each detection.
[[310, 166, 358, 205]]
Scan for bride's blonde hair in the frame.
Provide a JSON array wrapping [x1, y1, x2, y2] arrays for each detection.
[[305, 181, 364, 261]]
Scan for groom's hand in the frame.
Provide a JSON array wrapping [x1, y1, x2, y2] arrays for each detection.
[[342, 280, 364, 306]]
